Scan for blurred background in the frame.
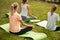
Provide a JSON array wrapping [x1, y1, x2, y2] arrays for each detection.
[[0, 0, 60, 40]]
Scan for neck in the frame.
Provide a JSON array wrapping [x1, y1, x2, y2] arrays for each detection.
[[10, 11, 17, 16], [23, 2, 28, 4], [23, 2, 26, 4], [51, 11, 53, 16], [14, 10, 17, 13]]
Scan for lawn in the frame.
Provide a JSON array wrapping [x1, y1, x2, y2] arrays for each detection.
[[0, 0, 60, 40]]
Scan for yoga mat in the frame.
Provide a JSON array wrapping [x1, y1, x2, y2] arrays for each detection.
[[30, 20, 40, 22], [36, 20, 57, 30], [0, 23, 47, 40], [0, 23, 10, 32], [36, 20, 47, 29], [25, 20, 40, 23], [4, 13, 9, 17], [19, 31, 47, 40]]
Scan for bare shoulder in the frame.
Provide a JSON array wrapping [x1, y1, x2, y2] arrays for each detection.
[[16, 13, 20, 17], [55, 13, 59, 17], [16, 13, 22, 20], [48, 12, 50, 15], [27, 4, 30, 7]]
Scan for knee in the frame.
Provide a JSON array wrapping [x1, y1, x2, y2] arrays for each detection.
[[27, 27, 33, 30]]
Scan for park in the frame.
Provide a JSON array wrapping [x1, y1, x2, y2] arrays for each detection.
[[0, 0, 60, 40]]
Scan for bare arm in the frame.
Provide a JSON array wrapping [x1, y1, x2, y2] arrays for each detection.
[[20, 19, 29, 26], [18, 15, 33, 27], [27, 4, 37, 18], [57, 14, 60, 21], [58, 16, 60, 21], [20, 19, 34, 28]]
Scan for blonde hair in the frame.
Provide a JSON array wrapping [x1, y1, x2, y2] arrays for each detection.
[[10, 2, 19, 15]]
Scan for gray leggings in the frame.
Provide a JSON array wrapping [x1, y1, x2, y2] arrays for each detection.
[[21, 16, 36, 21]]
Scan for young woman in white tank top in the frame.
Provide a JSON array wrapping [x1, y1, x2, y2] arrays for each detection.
[[20, 0, 37, 21], [20, 3, 28, 17]]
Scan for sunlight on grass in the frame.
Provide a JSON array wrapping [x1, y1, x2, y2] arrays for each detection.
[[0, 0, 60, 40]]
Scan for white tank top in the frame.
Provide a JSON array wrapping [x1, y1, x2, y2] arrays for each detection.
[[20, 4, 28, 17]]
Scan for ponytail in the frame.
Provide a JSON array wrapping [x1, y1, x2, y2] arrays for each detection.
[[10, 5, 14, 16], [10, 2, 19, 16]]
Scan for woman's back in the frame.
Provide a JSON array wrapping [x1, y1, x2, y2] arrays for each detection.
[[20, 3, 28, 17], [9, 12, 21, 32]]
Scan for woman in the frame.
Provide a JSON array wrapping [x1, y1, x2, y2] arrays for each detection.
[[46, 5, 60, 31], [20, 0, 37, 21], [9, 2, 33, 35]]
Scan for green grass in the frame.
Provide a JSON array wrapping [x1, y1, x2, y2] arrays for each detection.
[[0, 0, 60, 40]]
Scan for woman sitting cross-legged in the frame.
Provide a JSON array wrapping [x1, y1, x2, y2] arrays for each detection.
[[9, 2, 33, 35], [20, 0, 37, 21], [46, 4, 60, 31]]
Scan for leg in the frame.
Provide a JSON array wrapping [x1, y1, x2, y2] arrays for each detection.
[[55, 26, 60, 31], [21, 16, 36, 21], [10, 26, 32, 35], [28, 17, 36, 20], [21, 16, 28, 21], [18, 27, 32, 35]]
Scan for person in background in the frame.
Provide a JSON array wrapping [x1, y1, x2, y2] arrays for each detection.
[[20, 0, 37, 21], [46, 4, 60, 31], [9, 2, 33, 35]]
